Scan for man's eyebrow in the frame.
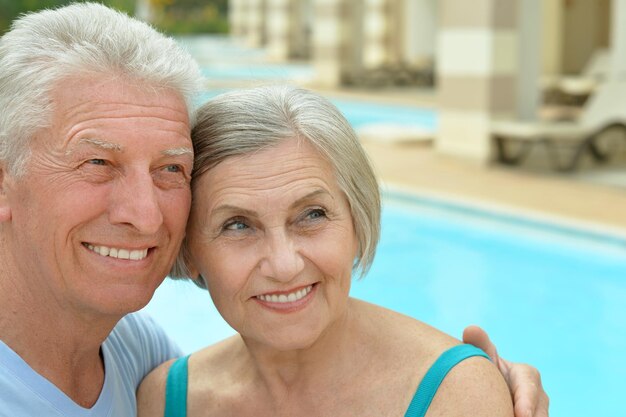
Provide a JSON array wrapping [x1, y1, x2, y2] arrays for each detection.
[[162, 147, 193, 157], [76, 138, 123, 152]]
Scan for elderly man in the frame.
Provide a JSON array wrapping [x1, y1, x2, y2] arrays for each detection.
[[0, 3, 547, 417], [0, 3, 201, 415]]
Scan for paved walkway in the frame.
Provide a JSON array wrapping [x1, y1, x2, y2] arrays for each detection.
[[362, 140, 626, 232], [316, 86, 626, 233]]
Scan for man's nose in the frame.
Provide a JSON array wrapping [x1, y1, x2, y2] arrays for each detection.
[[109, 171, 163, 234]]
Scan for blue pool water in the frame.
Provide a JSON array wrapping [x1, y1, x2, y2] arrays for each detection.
[[185, 35, 437, 132], [198, 90, 437, 131], [142, 192, 626, 417]]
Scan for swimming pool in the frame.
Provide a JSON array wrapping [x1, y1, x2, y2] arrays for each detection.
[[142, 190, 626, 417], [198, 90, 437, 131]]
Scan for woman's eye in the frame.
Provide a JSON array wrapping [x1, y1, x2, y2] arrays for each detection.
[[223, 220, 249, 231], [305, 208, 327, 220]]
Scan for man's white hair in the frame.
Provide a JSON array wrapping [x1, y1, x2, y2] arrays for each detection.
[[0, 2, 203, 176]]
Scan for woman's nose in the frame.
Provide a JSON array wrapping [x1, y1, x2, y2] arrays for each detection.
[[258, 229, 305, 282]]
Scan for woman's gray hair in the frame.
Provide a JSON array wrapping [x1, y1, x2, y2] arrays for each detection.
[[0, 2, 202, 176], [171, 85, 381, 285]]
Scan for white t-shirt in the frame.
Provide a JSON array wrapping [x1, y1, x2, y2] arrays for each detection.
[[0, 312, 181, 417]]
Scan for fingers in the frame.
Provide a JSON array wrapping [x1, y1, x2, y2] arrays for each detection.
[[462, 326, 549, 417], [509, 363, 550, 417], [462, 325, 499, 363]]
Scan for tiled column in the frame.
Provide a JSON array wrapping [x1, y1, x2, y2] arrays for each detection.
[[517, 0, 541, 121], [266, 0, 291, 60], [229, 0, 246, 38], [312, 0, 354, 87], [245, 0, 266, 47], [436, 0, 518, 161], [136, 0, 153, 23], [401, 0, 437, 66], [362, 0, 390, 68], [266, 0, 312, 61], [610, 0, 626, 80]]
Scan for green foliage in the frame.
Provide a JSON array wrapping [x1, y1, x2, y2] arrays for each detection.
[[0, 0, 228, 35], [149, 0, 229, 34], [0, 0, 136, 35]]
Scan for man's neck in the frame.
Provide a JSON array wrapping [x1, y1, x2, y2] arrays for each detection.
[[0, 263, 119, 407]]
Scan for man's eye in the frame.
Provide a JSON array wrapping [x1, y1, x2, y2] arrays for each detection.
[[165, 164, 182, 173], [87, 159, 106, 166]]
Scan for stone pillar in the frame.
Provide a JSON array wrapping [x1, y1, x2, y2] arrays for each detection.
[[266, 0, 312, 61], [517, 0, 541, 121], [541, 0, 563, 77], [436, 0, 518, 161], [245, 0, 267, 47], [136, 0, 154, 23], [609, 0, 626, 80], [266, 0, 291, 60], [400, 0, 437, 66], [229, 0, 246, 38], [362, 0, 390, 68], [312, 0, 357, 87]]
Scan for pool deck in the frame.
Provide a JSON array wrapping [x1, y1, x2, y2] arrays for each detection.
[[318, 87, 626, 233], [363, 140, 626, 232]]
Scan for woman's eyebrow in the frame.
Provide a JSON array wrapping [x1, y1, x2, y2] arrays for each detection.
[[290, 189, 333, 209], [211, 205, 257, 218], [209, 189, 333, 218]]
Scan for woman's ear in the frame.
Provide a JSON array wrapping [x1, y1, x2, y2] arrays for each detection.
[[186, 259, 209, 290], [0, 165, 13, 223], [186, 259, 199, 279]]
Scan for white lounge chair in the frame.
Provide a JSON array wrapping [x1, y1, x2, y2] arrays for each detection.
[[542, 49, 609, 101], [491, 81, 626, 171]]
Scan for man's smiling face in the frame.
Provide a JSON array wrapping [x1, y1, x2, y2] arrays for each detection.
[[3, 75, 194, 318]]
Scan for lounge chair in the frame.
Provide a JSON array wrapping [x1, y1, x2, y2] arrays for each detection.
[[491, 81, 626, 172], [542, 49, 609, 103]]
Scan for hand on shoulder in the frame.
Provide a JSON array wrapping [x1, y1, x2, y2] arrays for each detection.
[[427, 352, 514, 417]]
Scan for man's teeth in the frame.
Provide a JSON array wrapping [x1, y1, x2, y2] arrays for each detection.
[[257, 285, 313, 303], [85, 244, 148, 260]]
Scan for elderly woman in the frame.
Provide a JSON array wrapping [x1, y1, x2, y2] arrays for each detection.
[[138, 86, 541, 417]]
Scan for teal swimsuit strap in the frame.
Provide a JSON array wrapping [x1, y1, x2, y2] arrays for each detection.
[[164, 355, 190, 417], [404, 344, 490, 417]]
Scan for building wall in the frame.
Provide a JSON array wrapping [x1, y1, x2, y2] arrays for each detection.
[[562, 0, 610, 74]]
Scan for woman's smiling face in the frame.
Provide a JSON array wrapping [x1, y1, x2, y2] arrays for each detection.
[[186, 138, 358, 350]]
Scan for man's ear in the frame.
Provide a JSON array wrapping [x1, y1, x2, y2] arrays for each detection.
[[0, 164, 12, 223]]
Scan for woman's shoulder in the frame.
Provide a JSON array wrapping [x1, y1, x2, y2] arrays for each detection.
[[351, 299, 513, 416], [137, 357, 178, 417], [424, 352, 514, 416], [351, 298, 458, 356]]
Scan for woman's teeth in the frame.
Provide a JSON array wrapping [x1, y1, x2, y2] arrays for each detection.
[[257, 285, 313, 303]]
